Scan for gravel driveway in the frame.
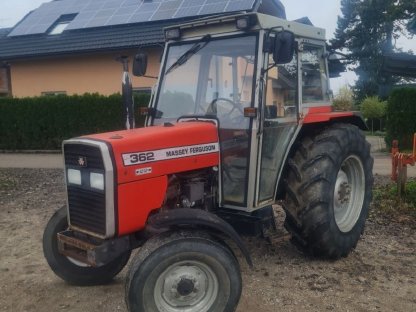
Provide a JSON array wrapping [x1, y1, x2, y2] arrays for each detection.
[[0, 169, 415, 312]]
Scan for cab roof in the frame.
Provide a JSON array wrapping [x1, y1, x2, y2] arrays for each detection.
[[165, 12, 326, 42]]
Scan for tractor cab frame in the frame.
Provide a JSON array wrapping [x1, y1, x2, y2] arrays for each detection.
[[142, 13, 334, 212]]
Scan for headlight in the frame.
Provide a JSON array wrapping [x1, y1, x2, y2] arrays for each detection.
[[67, 169, 81, 185], [90, 172, 104, 191]]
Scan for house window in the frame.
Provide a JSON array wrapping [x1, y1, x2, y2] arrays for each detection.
[[0, 66, 11, 96], [50, 23, 70, 35], [48, 14, 77, 35], [41, 91, 67, 96]]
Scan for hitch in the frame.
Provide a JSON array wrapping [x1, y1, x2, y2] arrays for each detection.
[[391, 134, 416, 195]]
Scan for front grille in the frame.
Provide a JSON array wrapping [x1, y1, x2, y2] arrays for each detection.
[[67, 186, 106, 235], [64, 143, 107, 236], [64, 144, 104, 170]]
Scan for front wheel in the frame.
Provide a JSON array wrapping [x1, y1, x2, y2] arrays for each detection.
[[283, 123, 373, 258], [125, 231, 242, 312], [43, 206, 131, 285]]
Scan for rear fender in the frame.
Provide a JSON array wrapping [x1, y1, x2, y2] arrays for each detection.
[[147, 208, 253, 267], [303, 109, 368, 130], [275, 114, 367, 200]]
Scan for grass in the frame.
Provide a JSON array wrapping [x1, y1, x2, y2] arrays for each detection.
[[372, 179, 416, 223]]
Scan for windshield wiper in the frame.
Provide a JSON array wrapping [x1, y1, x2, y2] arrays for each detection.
[[165, 35, 211, 75]]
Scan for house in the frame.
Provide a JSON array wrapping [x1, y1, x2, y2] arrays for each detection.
[[0, 0, 286, 98], [0, 28, 12, 96]]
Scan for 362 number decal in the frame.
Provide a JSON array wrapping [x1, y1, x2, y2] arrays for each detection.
[[130, 152, 155, 164]]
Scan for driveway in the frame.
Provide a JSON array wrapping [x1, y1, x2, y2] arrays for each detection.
[[0, 153, 63, 169], [0, 139, 414, 177]]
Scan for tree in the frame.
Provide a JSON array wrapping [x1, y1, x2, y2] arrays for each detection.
[[330, 0, 416, 102], [332, 85, 354, 111], [360, 96, 387, 133]]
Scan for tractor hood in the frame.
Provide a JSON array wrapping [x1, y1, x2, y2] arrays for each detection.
[[83, 121, 220, 184]]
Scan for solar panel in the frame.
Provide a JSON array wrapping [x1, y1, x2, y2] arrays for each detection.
[[128, 11, 154, 23], [8, 0, 257, 37], [174, 6, 201, 18], [182, 0, 206, 7], [200, 2, 228, 15], [107, 14, 134, 26]]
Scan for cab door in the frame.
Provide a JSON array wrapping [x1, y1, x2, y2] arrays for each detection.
[[256, 52, 299, 205]]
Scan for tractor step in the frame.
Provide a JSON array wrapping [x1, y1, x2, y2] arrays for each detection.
[[216, 206, 277, 237]]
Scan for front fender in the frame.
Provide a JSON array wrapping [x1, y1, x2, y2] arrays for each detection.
[[147, 208, 253, 267]]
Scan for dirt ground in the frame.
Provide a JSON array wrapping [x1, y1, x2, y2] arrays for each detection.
[[0, 169, 415, 312]]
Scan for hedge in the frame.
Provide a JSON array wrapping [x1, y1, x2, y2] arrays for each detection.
[[0, 93, 150, 150], [385, 88, 416, 150]]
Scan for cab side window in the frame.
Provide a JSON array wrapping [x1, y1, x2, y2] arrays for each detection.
[[301, 45, 329, 103], [265, 53, 297, 119]]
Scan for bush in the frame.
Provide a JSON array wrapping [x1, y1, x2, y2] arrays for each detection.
[[332, 85, 354, 111], [0, 93, 150, 150], [385, 88, 416, 149], [360, 96, 387, 133]]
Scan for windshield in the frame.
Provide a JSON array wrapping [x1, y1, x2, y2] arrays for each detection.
[[153, 35, 257, 128]]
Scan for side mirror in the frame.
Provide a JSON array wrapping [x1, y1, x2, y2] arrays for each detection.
[[133, 52, 148, 77], [273, 31, 295, 64]]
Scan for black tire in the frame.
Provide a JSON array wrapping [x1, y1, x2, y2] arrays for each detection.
[[125, 231, 242, 312], [43, 206, 131, 286], [283, 123, 373, 258]]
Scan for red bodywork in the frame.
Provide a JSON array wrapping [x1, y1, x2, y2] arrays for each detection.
[[84, 121, 220, 236], [303, 106, 356, 124]]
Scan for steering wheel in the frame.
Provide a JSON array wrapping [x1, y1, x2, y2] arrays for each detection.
[[206, 98, 245, 125], [207, 97, 242, 115]]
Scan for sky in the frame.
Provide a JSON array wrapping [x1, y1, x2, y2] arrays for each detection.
[[0, 0, 415, 94]]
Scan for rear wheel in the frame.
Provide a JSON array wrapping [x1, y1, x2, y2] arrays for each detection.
[[283, 123, 373, 258], [125, 231, 242, 312], [43, 206, 131, 285]]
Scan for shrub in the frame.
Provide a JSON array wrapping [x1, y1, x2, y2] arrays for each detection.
[[385, 88, 416, 149], [332, 85, 354, 111], [360, 96, 387, 133], [0, 93, 150, 150]]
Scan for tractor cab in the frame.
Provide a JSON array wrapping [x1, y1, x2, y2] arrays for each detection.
[[137, 13, 329, 211]]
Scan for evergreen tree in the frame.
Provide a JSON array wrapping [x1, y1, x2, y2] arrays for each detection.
[[330, 0, 415, 102]]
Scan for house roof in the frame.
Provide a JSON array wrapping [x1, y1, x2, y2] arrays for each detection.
[[0, 0, 287, 61], [293, 17, 313, 26], [0, 20, 180, 61], [0, 28, 11, 39], [382, 53, 416, 78]]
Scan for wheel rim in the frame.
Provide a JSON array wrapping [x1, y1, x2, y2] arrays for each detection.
[[153, 260, 219, 312], [66, 257, 90, 267], [333, 155, 365, 233]]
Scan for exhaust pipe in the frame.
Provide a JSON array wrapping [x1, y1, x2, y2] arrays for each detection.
[[117, 56, 135, 130]]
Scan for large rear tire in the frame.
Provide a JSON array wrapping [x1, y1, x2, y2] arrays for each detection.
[[283, 123, 373, 258], [43, 206, 131, 285], [125, 231, 242, 312]]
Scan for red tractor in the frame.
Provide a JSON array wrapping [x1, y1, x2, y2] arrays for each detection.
[[43, 13, 373, 312]]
